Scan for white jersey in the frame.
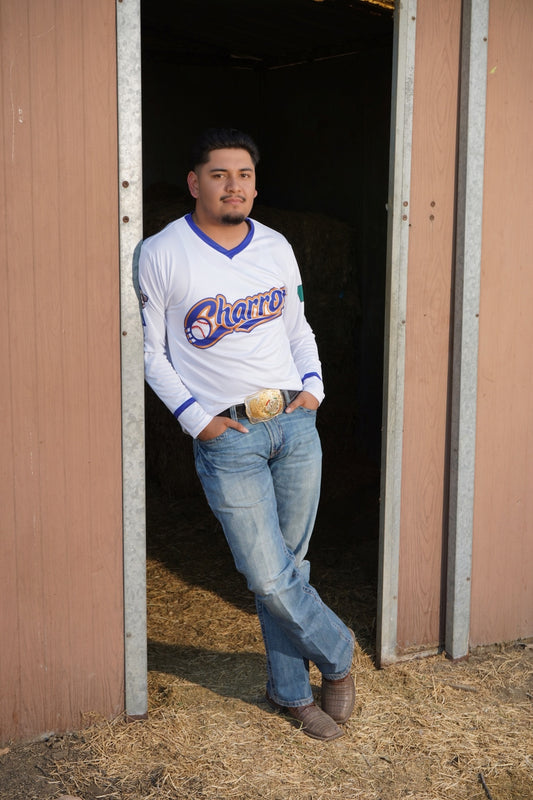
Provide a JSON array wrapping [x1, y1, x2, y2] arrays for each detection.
[[138, 214, 324, 438]]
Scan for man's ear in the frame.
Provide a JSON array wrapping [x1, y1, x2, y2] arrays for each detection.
[[187, 170, 199, 199]]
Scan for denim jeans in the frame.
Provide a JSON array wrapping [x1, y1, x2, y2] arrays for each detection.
[[193, 407, 354, 707]]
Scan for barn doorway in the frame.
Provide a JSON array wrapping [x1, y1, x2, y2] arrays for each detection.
[[140, 0, 394, 687]]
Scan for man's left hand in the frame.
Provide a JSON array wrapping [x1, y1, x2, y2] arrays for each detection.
[[285, 390, 320, 414]]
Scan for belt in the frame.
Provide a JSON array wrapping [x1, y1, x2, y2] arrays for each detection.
[[219, 389, 300, 422]]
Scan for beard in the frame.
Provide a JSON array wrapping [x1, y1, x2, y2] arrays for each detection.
[[220, 212, 247, 226]]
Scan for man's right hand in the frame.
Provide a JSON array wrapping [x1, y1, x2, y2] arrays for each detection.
[[197, 415, 249, 441]]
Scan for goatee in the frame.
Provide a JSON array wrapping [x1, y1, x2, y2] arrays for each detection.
[[221, 213, 246, 226]]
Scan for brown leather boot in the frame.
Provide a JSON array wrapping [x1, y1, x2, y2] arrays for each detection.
[[321, 672, 356, 724], [266, 693, 344, 741]]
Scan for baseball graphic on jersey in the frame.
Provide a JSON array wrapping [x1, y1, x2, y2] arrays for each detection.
[[189, 318, 211, 341]]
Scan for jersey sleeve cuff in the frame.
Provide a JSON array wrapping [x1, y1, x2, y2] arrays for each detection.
[[174, 399, 212, 438], [301, 374, 325, 405]]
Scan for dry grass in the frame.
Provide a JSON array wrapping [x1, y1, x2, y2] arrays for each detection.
[[54, 641, 533, 800], [47, 484, 533, 800]]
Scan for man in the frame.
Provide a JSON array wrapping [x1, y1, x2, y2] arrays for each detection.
[[139, 128, 355, 741]]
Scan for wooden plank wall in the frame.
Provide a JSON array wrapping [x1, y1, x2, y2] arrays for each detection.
[[0, 0, 124, 742], [396, 0, 461, 652], [470, 0, 533, 646]]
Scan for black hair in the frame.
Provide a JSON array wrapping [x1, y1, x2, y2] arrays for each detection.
[[189, 127, 260, 170]]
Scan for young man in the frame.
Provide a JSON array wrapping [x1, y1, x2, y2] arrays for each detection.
[[139, 128, 355, 741]]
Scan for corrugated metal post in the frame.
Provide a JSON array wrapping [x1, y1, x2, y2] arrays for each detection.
[[446, 0, 489, 661], [377, 0, 417, 667], [117, 0, 147, 717]]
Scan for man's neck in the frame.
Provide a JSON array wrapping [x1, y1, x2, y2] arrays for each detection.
[[192, 213, 250, 250]]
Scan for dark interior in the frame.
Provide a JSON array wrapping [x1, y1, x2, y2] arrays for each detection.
[[140, 0, 394, 639]]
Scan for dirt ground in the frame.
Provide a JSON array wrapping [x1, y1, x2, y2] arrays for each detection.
[[1, 475, 532, 800]]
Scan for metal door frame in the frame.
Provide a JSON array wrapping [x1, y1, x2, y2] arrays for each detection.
[[117, 0, 147, 719], [377, 0, 489, 666]]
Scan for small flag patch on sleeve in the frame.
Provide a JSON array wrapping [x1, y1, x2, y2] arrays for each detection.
[[297, 284, 304, 302]]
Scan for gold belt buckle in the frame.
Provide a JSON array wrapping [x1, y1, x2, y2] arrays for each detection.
[[244, 389, 285, 424]]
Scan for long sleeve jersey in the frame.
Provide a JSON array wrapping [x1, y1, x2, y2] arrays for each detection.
[[138, 213, 324, 438]]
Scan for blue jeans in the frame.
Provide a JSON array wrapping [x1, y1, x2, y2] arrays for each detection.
[[193, 407, 354, 707]]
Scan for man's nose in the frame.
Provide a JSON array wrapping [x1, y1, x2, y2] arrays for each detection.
[[225, 175, 241, 191]]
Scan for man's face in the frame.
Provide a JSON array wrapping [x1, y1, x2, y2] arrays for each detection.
[[187, 148, 258, 227]]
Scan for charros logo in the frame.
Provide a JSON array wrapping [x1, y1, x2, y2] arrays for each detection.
[[185, 286, 286, 348]]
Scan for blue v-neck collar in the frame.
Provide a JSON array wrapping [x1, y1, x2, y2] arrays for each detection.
[[185, 213, 254, 259]]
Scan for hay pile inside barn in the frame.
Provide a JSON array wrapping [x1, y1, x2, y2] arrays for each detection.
[[29, 483, 531, 800]]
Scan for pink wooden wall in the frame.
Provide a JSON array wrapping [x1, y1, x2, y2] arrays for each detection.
[[0, 0, 124, 742], [470, 0, 533, 646], [397, 0, 461, 652], [396, 0, 532, 653]]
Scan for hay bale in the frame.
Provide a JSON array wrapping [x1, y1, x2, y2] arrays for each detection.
[[144, 383, 200, 499], [143, 183, 193, 238]]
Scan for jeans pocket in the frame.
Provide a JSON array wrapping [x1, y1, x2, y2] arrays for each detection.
[[298, 406, 317, 417], [196, 428, 232, 447]]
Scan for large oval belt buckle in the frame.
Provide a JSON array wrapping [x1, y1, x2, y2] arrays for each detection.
[[244, 389, 284, 424]]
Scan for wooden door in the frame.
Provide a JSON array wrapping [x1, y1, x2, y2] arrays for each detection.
[[0, 0, 124, 742]]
